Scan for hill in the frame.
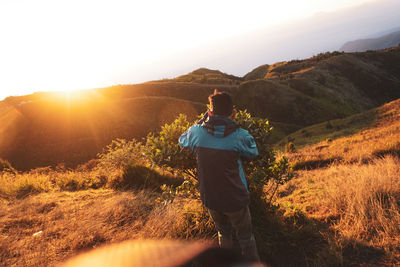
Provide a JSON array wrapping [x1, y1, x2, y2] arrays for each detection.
[[280, 98, 400, 169], [1, 100, 399, 266], [1, 47, 400, 170], [340, 30, 400, 52], [271, 98, 400, 265], [0, 92, 206, 170], [157, 68, 243, 85], [237, 47, 400, 127]]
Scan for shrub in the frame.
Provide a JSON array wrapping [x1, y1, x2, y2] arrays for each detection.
[[97, 139, 145, 171], [233, 110, 293, 206], [145, 110, 293, 205], [145, 114, 197, 179]]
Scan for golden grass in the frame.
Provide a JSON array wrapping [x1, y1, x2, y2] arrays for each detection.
[[323, 157, 400, 251], [275, 101, 400, 264], [292, 66, 315, 75], [0, 168, 110, 199], [277, 156, 400, 264], [1, 99, 399, 266], [0, 189, 214, 266], [0, 162, 182, 200], [286, 100, 400, 169]]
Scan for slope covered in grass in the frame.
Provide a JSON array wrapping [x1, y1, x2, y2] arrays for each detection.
[[281, 98, 400, 169], [0, 94, 205, 170], [237, 47, 400, 126], [1, 95, 400, 266], [158, 68, 243, 85], [276, 156, 400, 265], [1, 47, 400, 170], [277, 105, 377, 149], [0, 189, 214, 266], [270, 99, 400, 265]]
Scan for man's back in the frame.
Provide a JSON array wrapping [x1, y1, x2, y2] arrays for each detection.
[[179, 115, 258, 212], [179, 90, 261, 262]]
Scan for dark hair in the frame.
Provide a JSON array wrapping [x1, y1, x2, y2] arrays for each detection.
[[208, 90, 233, 116]]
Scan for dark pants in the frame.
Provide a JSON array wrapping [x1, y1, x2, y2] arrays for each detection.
[[208, 206, 260, 262]]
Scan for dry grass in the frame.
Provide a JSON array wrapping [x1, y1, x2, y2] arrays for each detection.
[[0, 163, 183, 200], [277, 156, 400, 264], [0, 168, 111, 199], [275, 100, 400, 265], [323, 157, 400, 255], [0, 189, 215, 266], [286, 99, 400, 169], [1, 99, 399, 266]]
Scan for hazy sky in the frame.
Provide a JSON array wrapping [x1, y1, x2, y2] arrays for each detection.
[[0, 0, 381, 100]]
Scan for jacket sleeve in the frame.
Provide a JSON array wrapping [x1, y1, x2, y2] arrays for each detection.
[[179, 126, 196, 151], [179, 130, 190, 148], [237, 130, 259, 159]]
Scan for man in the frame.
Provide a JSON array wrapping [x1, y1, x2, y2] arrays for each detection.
[[179, 90, 260, 262]]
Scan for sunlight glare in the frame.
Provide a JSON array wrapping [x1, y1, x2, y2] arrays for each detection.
[[0, 0, 377, 100]]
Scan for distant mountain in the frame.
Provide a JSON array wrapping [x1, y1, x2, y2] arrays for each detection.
[[1, 47, 400, 170], [237, 47, 400, 127], [340, 30, 400, 52], [159, 0, 400, 79]]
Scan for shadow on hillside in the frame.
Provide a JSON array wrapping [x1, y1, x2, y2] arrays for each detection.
[[341, 241, 386, 266], [292, 157, 343, 171], [372, 145, 400, 159], [250, 201, 386, 266]]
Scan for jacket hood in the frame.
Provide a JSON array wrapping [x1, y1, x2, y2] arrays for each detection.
[[201, 115, 239, 138]]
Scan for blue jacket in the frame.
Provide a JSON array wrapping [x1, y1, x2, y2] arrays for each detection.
[[179, 115, 258, 212]]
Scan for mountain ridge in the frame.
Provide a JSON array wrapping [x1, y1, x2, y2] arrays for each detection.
[[340, 30, 400, 52], [1, 47, 400, 170]]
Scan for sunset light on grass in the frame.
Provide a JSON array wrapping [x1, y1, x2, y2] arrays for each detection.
[[1, 0, 400, 266]]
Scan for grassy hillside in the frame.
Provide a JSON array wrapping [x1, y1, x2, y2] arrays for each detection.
[[0, 93, 205, 170], [276, 105, 377, 149], [1, 80, 239, 170], [1, 47, 400, 170], [238, 47, 400, 126], [271, 98, 400, 265], [157, 68, 243, 85], [1, 98, 399, 266], [280, 98, 400, 170], [243, 64, 270, 81], [95, 81, 238, 103]]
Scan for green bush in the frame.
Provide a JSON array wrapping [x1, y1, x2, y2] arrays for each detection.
[[145, 110, 293, 205], [97, 139, 145, 171], [145, 114, 197, 179]]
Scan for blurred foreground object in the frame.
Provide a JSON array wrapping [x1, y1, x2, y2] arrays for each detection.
[[60, 239, 265, 267]]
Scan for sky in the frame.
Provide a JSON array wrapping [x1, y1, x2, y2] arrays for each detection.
[[0, 0, 382, 100]]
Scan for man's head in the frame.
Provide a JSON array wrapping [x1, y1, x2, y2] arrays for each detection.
[[208, 90, 234, 117]]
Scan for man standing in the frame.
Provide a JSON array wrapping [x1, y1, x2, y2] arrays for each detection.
[[179, 90, 260, 262]]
